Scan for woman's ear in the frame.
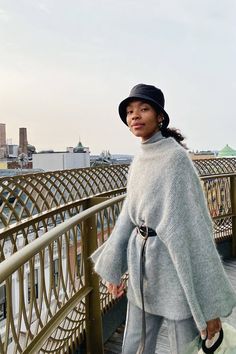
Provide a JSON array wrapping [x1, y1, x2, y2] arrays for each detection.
[[157, 113, 164, 124]]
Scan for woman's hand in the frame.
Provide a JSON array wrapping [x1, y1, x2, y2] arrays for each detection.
[[106, 282, 125, 298], [201, 318, 222, 340]]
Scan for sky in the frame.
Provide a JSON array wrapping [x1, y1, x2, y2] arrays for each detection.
[[0, 0, 236, 155]]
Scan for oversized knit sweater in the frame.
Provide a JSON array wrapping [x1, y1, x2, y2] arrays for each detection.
[[91, 132, 236, 331]]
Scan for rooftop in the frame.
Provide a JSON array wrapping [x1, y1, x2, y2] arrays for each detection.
[[218, 144, 236, 157]]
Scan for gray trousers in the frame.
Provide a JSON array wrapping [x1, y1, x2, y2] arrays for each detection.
[[122, 301, 198, 354]]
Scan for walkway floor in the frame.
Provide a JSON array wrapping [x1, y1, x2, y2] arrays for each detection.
[[104, 258, 236, 354]]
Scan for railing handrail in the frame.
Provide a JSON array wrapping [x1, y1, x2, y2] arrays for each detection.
[[0, 164, 129, 232], [0, 187, 126, 239], [201, 172, 236, 179], [0, 194, 125, 284]]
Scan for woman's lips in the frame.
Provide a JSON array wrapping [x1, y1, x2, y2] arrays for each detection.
[[132, 124, 144, 129]]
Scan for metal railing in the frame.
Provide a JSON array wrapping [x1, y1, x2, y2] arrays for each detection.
[[193, 157, 236, 175], [0, 160, 235, 263], [0, 166, 129, 225], [201, 173, 236, 249], [0, 165, 129, 264], [0, 195, 126, 354], [0, 162, 235, 353]]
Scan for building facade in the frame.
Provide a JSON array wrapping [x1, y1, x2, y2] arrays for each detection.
[[33, 151, 90, 171]]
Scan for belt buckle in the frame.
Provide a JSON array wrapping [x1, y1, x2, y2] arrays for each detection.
[[137, 225, 149, 240]]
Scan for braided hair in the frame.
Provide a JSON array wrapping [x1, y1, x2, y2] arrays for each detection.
[[160, 126, 187, 149]]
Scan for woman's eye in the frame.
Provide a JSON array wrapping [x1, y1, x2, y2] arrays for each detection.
[[141, 107, 148, 111], [127, 110, 132, 115]]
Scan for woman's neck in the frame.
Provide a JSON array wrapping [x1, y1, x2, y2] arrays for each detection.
[[142, 130, 164, 144]]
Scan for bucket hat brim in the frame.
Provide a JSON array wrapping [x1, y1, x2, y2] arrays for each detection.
[[118, 93, 170, 128]]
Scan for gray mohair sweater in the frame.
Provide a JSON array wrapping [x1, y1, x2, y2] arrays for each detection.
[[91, 132, 236, 331]]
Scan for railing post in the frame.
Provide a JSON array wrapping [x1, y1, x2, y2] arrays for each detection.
[[83, 197, 106, 354], [231, 175, 236, 257]]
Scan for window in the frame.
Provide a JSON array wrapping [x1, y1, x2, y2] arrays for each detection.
[[0, 285, 6, 321], [53, 259, 59, 287], [27, 269, 39, 303]]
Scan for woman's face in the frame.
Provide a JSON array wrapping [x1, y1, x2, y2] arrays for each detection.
[[126, 100, 163, 141]]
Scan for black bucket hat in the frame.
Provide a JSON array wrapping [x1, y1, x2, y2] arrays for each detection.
[[118, 83, 170, 128]]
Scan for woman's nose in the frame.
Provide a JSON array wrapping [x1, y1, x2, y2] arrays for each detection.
[[131, 111, 140, 119]]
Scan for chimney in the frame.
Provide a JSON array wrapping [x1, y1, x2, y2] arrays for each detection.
[[19, 127, 28, 155], [0, 123, 6, 147]]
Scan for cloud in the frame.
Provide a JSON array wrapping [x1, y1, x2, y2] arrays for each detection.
[[35, 0, 52, 15], [0, 8, 10, 22]]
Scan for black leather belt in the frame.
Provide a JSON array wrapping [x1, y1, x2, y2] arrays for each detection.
[[138, 225, 157, 238], [136, 225, 157, 354]]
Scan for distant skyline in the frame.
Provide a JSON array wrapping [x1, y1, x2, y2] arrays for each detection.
[[0, 0, 236, 155], [0, 121, 232, 155]]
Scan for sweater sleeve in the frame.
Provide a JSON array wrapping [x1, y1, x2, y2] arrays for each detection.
[[90, 197, 135, 284], [158, 153, 236, 331]]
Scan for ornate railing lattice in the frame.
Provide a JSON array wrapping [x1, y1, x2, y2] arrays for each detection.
[[194, 157, 236, 176], [0, 165, 128, 260], [0, 196, 126, 354], [0, 165, 129, 230]]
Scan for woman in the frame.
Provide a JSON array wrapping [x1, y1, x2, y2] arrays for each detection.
[[91, 84, 236, 354]]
